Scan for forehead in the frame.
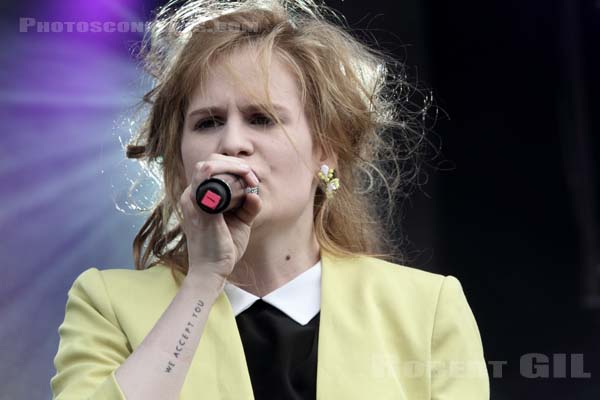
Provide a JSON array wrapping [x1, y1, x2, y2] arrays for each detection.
[[188, 48, 300, 112]]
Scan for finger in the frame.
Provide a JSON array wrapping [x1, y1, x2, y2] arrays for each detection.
[[201, 155, 258, 187], [233, 192, 261, 226], [238, 169, 260, 188], [191, 159, 253, 188], [180, 185, 196, 216], [181, 184, 209, 226]]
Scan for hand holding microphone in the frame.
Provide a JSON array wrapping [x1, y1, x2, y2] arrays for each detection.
[[195, 172, 259, 214], [178, 155, 261, 284]]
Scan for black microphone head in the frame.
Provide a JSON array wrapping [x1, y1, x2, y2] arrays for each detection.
[[195, 177, 232, 214]]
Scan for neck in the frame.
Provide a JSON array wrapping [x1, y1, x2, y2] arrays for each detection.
[[228, 209, 321, 298]]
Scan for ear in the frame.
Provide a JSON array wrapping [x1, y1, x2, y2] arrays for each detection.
[[320, 153, 338, 171], [313, 143, 338, 171]]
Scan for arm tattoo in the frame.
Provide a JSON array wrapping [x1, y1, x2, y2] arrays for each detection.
[[164, 299, 205, 373]]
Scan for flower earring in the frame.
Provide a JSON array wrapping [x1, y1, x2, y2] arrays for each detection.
[[317, 164, 340, 199]]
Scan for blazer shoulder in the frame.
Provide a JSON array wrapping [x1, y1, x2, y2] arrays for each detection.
[[70, 264, 182, 303], [347, 255, 476, 317], [353, 254, 449, 292]]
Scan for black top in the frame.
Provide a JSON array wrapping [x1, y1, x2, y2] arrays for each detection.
[[235, 299, 320, 400]]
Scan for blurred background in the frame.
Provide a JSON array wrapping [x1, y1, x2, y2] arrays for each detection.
[[0, 0, 598, 398]]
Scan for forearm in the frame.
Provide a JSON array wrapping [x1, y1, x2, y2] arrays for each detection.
[[114, 272, 225, 400]]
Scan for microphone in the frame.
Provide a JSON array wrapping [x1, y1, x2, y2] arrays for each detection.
[[195, 173, 257, 214]]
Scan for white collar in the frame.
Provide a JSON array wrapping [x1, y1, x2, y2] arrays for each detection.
[[224, 259, 321, 326]]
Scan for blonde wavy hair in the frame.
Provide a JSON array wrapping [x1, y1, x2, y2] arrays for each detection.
[[124, 0, 437, 284]]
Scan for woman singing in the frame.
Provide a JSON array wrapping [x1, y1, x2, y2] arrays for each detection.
[[51, 0, 490, 398]]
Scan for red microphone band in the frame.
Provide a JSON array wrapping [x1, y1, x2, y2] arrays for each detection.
[[195, 173, 250, 214]]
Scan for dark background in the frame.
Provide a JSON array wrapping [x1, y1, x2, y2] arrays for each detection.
[[327, 0, 599, 397]]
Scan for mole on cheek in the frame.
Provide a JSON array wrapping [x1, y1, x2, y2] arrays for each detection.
[[285, 255, 291, 261]]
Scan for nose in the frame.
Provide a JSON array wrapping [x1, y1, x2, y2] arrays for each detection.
[[217, 115, 254, 157]]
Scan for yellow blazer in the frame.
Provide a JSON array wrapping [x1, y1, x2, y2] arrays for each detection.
[[51, 249, 490, 399]]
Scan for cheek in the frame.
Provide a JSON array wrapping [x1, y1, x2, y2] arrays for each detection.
[[271, 162, 314, 199], [180, 135, 207, 184], [180, 148, 193, 184], [268, 140, 316, 193]]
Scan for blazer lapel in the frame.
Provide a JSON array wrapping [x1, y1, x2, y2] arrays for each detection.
[[182, 248, 384, 399], [317, 249, 369, 399], [317, 250, 403, 399]]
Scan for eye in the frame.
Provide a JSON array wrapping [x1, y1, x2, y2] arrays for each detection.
[[193, 117, 222, 131], [250, 114, 275, 126]]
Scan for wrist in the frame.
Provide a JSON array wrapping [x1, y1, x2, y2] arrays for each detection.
[[183, 269, 227, 295]]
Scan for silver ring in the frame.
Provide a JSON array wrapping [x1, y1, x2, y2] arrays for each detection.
[[245, 186, 260, 195]]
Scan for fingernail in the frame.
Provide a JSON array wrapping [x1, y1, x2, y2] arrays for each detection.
[[250, 171, 259, 185]]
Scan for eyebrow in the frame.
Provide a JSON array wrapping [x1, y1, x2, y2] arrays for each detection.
[[186, 103, 290, 119]]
